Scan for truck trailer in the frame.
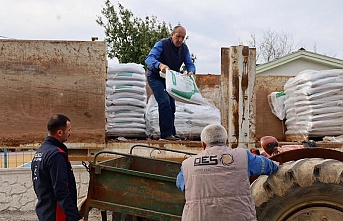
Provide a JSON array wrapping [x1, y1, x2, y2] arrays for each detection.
[[1, 39, 342, 220]]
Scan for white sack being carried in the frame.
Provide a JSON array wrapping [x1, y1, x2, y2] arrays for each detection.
[[165, 69, 206, 105], [283, 69, 343, 137], [145, 95, 221, 139], [106, 63, 147, 137]]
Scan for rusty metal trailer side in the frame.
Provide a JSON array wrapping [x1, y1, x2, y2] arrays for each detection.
[[83, 151, 188, 221], [0, 39, 107, 146]]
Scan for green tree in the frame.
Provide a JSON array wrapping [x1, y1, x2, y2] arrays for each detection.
[[97, 1, 196, 71], [97, 1, 171, 65]]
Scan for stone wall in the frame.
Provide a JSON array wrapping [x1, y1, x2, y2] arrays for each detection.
[[0, 166, 89, 211]]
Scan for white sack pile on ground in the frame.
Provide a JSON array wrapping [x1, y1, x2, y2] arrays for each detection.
[[145, 95, 221, 139], [106, 63, 147, 137], [283, 69, 343, 137]]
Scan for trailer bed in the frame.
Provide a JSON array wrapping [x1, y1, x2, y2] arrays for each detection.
[[83, 151, 187, 221]]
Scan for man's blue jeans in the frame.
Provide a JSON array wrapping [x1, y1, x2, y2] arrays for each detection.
[[147, 76, 176, 138]]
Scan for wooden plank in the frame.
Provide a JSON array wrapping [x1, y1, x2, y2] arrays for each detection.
[[220, 47, 230, 135], [285, 134, 310, 142], [0, 40, 107, 145]]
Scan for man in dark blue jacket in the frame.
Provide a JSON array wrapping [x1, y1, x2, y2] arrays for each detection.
[[31, 114, 83, 221], [145, 25, 196, 141]]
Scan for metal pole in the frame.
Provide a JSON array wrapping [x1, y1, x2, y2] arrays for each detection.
[[4, 148, 8, 168], [221, 46, 256, 149]]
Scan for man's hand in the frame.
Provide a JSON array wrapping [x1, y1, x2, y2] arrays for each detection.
[[272, 160, 280, 166], [187, 72, 195, 80], [159, 63, 170, 73]]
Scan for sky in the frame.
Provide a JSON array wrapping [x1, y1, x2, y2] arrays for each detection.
[[1, 0, 343, 74]]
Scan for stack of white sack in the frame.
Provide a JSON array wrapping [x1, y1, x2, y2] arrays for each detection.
[[145, 95, 221, 139], [284, 69, 343, 137], [106, 63, 147, 137]]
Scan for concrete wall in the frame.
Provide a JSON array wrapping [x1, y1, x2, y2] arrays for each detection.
[[0, 166, 89, 211]]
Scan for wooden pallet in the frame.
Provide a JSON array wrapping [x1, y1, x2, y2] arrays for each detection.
[[151, 134, 201, 141], [285, 134, 309, 142], [285, 134, 324, 142], [106, 132, 148, 140]]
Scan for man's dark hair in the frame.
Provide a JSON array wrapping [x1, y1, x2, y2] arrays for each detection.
[[47, 114, 70, 134]]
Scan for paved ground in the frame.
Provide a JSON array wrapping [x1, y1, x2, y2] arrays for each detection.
[[0, 209, 110, 221]]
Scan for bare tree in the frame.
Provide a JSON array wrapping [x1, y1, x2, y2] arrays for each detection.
[[246, 29, 300, 64]]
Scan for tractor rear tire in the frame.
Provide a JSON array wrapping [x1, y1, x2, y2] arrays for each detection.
[[251, 158, 343, 221]]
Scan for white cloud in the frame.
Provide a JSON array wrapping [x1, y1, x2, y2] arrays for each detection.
[[1, 0, 343, 73]]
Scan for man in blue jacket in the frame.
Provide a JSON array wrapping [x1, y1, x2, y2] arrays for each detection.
[[145, 25, 196, 141], [31, 114, 83, 221]]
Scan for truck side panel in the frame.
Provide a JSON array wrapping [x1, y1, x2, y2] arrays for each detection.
[[0, 40, 107, 145]]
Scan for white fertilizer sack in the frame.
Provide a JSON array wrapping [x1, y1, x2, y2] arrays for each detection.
[[108, 72, 146, 81], [107, 79, 146, 88], [165, 69, 206, 105], [108, 63, 145, 75], [108, 85, 146, 95], [268, 91, 286, 120]]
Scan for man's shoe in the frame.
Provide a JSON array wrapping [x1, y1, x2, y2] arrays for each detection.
[[174, 134, 181, 139], [159, 135, 181, 141]]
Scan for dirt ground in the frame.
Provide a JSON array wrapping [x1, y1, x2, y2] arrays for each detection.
[[0, 209, 111, 221]]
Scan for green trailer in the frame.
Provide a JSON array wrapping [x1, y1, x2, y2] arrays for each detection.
[[82, 146, 195, 221], [81, 145, 343, 221]]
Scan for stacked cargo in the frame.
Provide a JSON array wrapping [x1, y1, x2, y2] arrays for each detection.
[[284, 69, 343, 137], [145, 95, 221, 139], [106, 63, 147, 137]]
